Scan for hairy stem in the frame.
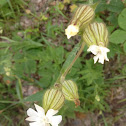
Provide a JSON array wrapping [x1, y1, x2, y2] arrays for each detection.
[[60, 42, 85, 82]]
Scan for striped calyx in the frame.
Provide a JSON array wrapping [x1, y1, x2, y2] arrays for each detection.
[[62, 80, 80, 107], [43, 88, 65, 113], [83, 22, 109, 47], [83, 22, 110, 64], [65, 5, 94, 39], [71, 5, 94, 28]]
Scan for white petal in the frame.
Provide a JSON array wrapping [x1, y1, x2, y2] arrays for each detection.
[[93, 55, 99, 64], [88, 45, 110, 64], [29, 122, 38, 126], [25, 116, 38, 121], [67, 35, 71, 39], [100, 46, 110, 52], [98, 55, 105, 64], [87, 45, 99, 55], [34, 104, 45, 117], [29, 122, 45, 126], [49, 115, 62, 126], [45, 124, 50, 126], [46, 109, 58, 117], [65, 24, 79, 39], [105, 57, 109, 61], [27, 108, 38, 117], [103, 53, 109, 61]]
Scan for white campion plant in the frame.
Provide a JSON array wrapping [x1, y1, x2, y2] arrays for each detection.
[[26, 104, 62, 126]]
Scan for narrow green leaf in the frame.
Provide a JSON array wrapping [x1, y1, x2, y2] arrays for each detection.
[[7, 0, 16, 18], [16, 77, 23, 100], [0, 101, 17, 103], [54, 6, 68, 19]]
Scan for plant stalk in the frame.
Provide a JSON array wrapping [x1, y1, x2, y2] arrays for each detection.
[[60, 42, 85, 82]]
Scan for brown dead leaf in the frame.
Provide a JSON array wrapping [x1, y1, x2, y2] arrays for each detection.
[[0, 110, 4, 114], [6, 80, 11, 85], [75, 112, 86, 119]]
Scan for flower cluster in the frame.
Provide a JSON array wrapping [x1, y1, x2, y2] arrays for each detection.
[[65, 5, 110, 64]]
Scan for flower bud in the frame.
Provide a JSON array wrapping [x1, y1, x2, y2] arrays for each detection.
[[62, 80, 80, 107], [83, 22, 110, 64], [83, 22, 108, 47], [43, 88, 65, 113], [65, 5, 95, 39]]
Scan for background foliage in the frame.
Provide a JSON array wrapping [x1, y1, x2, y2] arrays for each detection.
[[0, 0, 126, 125]]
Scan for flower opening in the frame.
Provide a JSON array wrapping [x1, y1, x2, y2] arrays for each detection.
[[87, 45, 110, 64], [65, 24, 79, 39]]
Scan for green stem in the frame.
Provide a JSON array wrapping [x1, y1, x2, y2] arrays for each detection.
[[61, 42, 85, 80], [55, 42, 85, 86]]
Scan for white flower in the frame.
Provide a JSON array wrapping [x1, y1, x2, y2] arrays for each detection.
[[87, 45, 110, 64], [95, 95, 100, 102], [26, 104, 62, 126], [4, 67, 11, 76], [65, 24, 79, 39]]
